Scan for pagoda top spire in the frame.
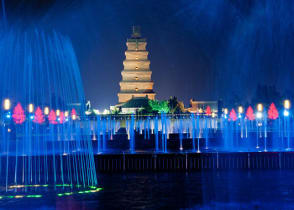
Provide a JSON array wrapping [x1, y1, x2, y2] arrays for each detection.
[[131, 26, 141, 38]]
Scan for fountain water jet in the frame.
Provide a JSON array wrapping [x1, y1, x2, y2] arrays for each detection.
[[0, 28, 97, 192]]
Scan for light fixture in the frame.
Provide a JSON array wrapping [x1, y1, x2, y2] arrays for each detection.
[[284, 100, 291, 109], [238, 106, 243, 114], [56, 109, 60, 117], [28, 104, 34, 113], [64, 111, 69, 117], [284, 110, 290, 117], [224, 108, 228, 115], [3, 99, 11, 110], [72, 114, 77, 120], [257, 103, 263, 112], [256, 112, 263, 119], [44, 107, 49, 115]]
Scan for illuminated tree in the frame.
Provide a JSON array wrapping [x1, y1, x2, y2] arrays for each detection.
[[59, 111, 65, 124], [48, 110, 57, 124], [206, 106, 212, 116], [168, 96, 185, 114], [149, 100, 169, 113], [246, 106, 255, 121], [229, 109, 237, 121], [12, 103, 25, 124], [268, 102, 279, 120], [33, 106, 45, 124]]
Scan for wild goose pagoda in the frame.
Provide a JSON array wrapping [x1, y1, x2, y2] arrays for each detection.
[[117, 26, 156, 106]]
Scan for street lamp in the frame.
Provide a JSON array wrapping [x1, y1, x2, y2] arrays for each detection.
[[284, 110, 290, 117], [224, 108, 228, 115], [44, 107, 49, 115], [28, 104, 34, 113], [256, 103, 263, 119], [284, 100, 291, 110], [223, 108, 228, 119], [56, 109, 60, 117], [238, 106, 243, 118], [3, 99, 11, 110], [284, 100, 291, 117], [72, 114, 77, 120], [238, 106, 243, 114], [64, 111, 69, 117], [257, 103, 263, 112]]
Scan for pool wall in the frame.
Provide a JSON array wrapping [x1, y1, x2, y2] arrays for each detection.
[[94, 152, 294, 172]]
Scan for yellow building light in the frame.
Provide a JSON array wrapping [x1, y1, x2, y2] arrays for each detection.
[[56, 109, 60, 117]]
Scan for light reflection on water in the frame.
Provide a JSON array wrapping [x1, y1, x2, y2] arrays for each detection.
[[1, 170, 294, 209]]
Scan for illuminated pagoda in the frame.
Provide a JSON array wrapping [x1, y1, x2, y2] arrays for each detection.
[[117, 26, 155, 104]]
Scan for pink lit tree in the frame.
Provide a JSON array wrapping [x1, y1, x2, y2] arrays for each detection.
[[12, 103, 26, 124], [33, 106, 45, 124], [229, 109, 237, 121], [59, 111, 65, 124], [268, 103, 279, 120], [246, 106, 255, 121], [206, 106, 212, 116], [48, 110, 57, 124]]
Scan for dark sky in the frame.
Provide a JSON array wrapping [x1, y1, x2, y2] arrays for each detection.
[[3, 0, 294, 109]]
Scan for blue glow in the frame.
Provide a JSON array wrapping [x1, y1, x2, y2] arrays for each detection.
[[5, 113, 11, 119]]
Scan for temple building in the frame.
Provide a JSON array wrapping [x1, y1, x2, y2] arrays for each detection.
[[117, 26, 155, 104]]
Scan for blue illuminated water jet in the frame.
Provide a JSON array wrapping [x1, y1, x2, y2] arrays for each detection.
[[0, 28, 97, 190]]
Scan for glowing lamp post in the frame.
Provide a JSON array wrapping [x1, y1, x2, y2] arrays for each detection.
[[255, 103, 264, 149], [284, 100, 290, 117], [44, 107, 49, 115], [28, 104, 34, 113], [64, 111, 69, 122], [3, 98, 11, 110], [257, 103, 263, 112], [56, 109, 60, 122], [283, 100, 291, 149], [284, 100, 291, 109], [238, 106, 243, 118], [223, 108, 228, 119], [72, 114, 77, 120], [64, 111, 69, 117], [28, 103, 34, 120], [256, 103, 263, 119]]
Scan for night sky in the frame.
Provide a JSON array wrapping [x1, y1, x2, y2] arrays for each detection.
[[3, 0, 294, 109]]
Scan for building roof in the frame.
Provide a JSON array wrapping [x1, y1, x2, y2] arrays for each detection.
[[121, 97, 150, 108]]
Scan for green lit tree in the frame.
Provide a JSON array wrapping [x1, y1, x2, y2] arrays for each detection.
[[148, 100, 169, 113]]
